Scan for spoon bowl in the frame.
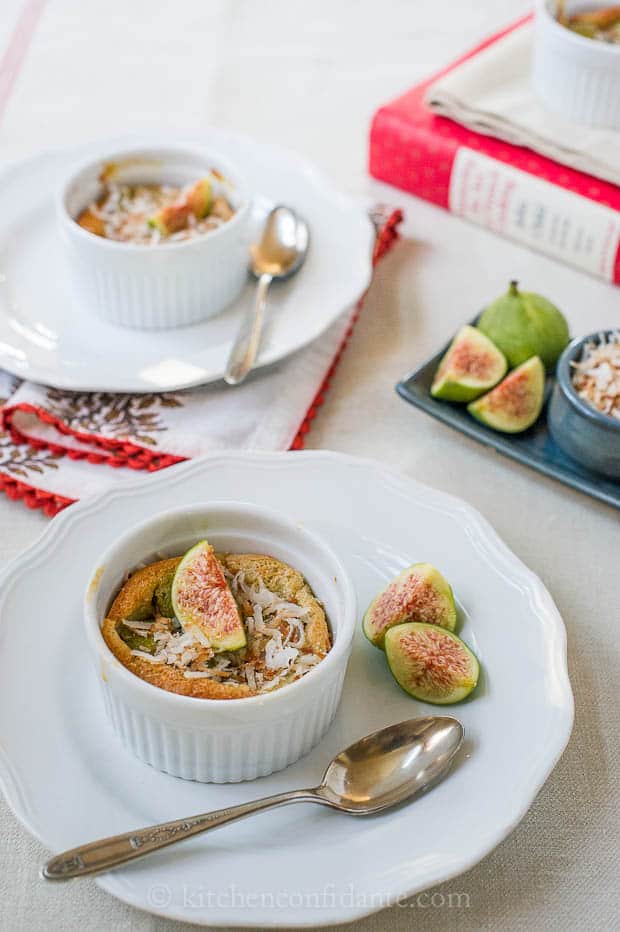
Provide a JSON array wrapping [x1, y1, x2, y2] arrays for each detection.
[[318, 717, 464, 812], [250, 205, 309, 280]]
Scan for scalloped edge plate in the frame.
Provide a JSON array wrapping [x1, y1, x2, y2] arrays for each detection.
[[0, 132, 373, 391], [0, 452, 573, 926]]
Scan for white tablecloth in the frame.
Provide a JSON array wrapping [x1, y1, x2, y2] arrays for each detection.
[[1, 2, 619, 930]]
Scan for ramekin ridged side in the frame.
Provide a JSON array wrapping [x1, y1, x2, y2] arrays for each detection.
[[100, 664, 347, 782], [533, 0, 620, 129], [64, 233, 249, 330], [58, 146, 252, 330], [85, 503, 357, 783]]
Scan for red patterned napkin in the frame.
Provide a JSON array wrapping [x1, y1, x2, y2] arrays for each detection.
[[0, 209, 402, 516]]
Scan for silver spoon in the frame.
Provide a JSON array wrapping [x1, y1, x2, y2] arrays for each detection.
[[42, 716, 463, 881], [224, 205, 309, 386]]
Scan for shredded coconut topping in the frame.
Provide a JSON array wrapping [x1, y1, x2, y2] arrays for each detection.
[[125, 568, 325, 694], [571, 331, 620, 420], [78, 180, 234, 245]]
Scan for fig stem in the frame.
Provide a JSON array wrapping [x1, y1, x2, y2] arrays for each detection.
[[509, 280, 519, 296]]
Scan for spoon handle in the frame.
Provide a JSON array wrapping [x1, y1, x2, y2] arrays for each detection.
[[225, 272, 273, 385], [42, 787, 322, 881]]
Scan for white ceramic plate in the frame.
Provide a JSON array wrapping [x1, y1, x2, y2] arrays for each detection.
[[0, 452, 573, 927], [0, 133, 374, 391]]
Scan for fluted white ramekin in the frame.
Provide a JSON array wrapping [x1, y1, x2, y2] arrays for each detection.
[[84, 502, 357, 783], [58, 145, 252, 330], [532, 0, 620, 129]]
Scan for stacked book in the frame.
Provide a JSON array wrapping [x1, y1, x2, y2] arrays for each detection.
[[369, 18, 620, 285]]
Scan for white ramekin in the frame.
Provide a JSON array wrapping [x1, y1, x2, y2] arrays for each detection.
[[84, 502, 357, 783], [532, 0, 620, 129], [57, 146, 252, 330]]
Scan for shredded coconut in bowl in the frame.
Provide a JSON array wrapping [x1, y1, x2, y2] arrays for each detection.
[[571, 331, 620, 420], [123, 568, 326, 695]]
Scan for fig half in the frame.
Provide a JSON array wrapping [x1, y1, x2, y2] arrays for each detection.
[[467, 355, 544, 433], [385, 622, 479, 704], [431, 325, 507, 402], [171, 540, 246, 653], [363, 563, 457, 649]]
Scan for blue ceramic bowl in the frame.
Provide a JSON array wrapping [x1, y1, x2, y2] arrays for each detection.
[[548, 332, 620, 481]]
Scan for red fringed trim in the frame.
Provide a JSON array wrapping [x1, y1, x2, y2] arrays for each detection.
[[0, 471, 74, 517], [2, 402, 186, 471], [0, 208, 403, 515]]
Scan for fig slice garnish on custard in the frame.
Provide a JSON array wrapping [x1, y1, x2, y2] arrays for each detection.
[[171, 540, 247, 653]]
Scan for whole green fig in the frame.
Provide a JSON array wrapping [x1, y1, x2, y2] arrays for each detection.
[[477, 281, 569, 371]]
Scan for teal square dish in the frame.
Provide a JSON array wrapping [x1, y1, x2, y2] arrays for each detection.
[[397, 328, 620, 510]]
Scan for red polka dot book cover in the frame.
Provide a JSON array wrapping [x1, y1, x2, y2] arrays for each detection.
[[369, 17, 620, 285]]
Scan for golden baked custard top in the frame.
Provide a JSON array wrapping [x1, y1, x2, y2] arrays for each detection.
[[102, 550, 331, 700]]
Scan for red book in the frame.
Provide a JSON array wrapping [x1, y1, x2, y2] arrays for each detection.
[[369, 17, 620, 285]]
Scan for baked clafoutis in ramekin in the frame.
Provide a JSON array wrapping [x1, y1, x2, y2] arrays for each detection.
[[58, 145, 251, 330], [84, 503, 357, 783]]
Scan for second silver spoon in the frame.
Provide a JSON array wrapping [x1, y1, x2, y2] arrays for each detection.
[[224, 205, 309, 386]]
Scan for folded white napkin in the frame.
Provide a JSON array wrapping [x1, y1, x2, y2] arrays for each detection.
[[425, 23, 620, 187], [0, 310, 357, 511]]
